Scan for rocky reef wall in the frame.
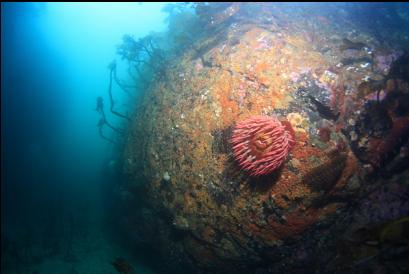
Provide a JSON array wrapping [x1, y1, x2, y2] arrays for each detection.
[[122, 4, 409, 273]]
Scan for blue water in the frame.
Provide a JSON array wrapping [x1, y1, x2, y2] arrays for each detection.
[[1, 3, 168, 273]]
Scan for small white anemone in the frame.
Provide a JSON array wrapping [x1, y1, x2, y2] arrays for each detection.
[[163, 171, 171, 181]]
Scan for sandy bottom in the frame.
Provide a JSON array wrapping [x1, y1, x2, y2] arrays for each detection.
[[10, 229, 154, 274]]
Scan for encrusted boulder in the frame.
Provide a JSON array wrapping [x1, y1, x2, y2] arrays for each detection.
[[123, 4, 409, 273]]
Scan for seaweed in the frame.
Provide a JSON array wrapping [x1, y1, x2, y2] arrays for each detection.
[[341, 57, 372, 66], [303, 153, 347, 193], [111, 258, 134, 274], [95, 97, 123, 144], [368, 117, 409, 169], [387, 51, 409, 81], [361, 101, 393, 138], [117, 34, 168, 85], [357, 79, 386, 100], [107, 62, 131, 121], [211, 126, 233, 154], [308, 95, 340, 121], [339, 38, 367, 51]]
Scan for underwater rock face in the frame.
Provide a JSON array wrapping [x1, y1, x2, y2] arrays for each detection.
[[124, 3, 409, 273]]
